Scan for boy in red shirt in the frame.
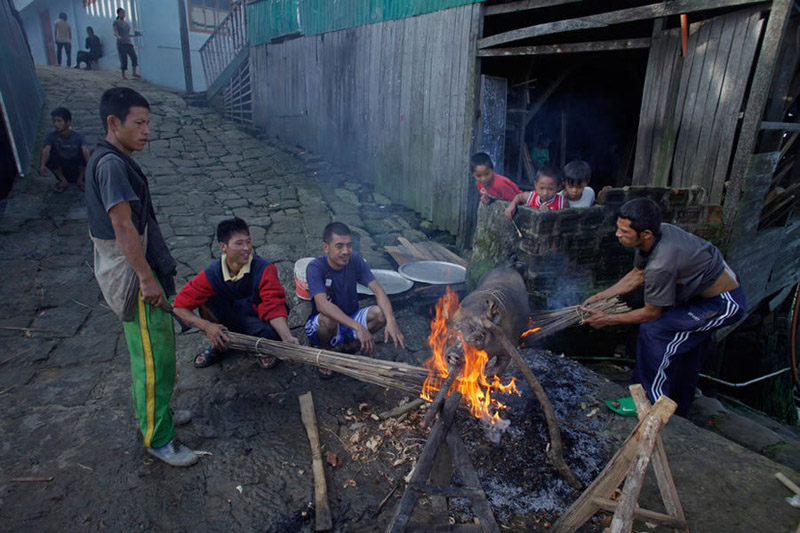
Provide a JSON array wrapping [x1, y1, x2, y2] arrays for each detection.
[[471, 152, 522, 205], [505, 166, 565, 218]]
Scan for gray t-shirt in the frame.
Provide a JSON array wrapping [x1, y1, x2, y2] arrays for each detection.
[[114, 18, 131, 45], [86, 154, 142, 240], [45, 130, 87, 161], [634, 223, 724, 307]]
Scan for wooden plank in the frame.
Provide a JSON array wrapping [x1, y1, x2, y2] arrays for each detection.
[[630, 386, 688, 533], [485, 0, 583, 16], [725, 0, 793, 227], [593, 498, 688, 530], [298, 392, 333, 531], [632, 19, 667, 185], [761, 121, 800, 132], [672, 20, 712, 188], [478, 0, 767, 49], [711, 11, 764, 202], [648, 28, 682, 187], [693, 11, 739, 196], [676, 15, 724, 188], [445, 431, 500, 532], [476, 38, 650, 56]]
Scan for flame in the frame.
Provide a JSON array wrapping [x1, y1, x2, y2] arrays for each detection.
[[521, 326, 541, 337], [421, 287, 519, 424]]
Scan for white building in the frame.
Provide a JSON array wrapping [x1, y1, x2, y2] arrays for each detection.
[[13, 0, 232, 92]]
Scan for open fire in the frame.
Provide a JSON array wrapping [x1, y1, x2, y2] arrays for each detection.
[[421, 288, 519, 424]]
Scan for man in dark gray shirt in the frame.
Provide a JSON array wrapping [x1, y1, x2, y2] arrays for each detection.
[[584, 198, 746, 415]]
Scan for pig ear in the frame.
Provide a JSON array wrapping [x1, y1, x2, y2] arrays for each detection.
[[484, 300, 501, 323]]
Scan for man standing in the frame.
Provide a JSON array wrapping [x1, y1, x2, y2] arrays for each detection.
[[584, 198, 746, 415], [113, 8, 140, 80], [305, 222, 405, 377], [85, 87, 197, 467], [54, 12, 71, 67], [173, 217, 299, 369], [38, 107, 90, 192]]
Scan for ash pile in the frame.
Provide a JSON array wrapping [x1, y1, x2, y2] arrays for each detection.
[[455, 348, 617, 529]]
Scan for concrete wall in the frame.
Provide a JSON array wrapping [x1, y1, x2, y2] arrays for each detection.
[[469, 186, 719, 310], [17, 0, 207, 92]]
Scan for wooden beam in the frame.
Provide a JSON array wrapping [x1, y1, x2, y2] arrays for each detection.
[[724, 0, 793, 227], [593, 498, 688, 530], [477, 38, 651, 56], [478, 0, 767, 49], [761, 121, 800, 132], [485, 0, 583, 16]]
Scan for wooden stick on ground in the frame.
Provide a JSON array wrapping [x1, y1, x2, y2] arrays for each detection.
[[10, 476, 54, 482], [420, 363, 462, 429], [299, 392, 333, 531], [379, 398, 427, 420], [483, 319, 582, 490]]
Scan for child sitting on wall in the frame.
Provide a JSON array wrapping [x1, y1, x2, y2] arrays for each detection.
[[561, 160, 595, 208], [471, 152, 522, 205], [504, 166, 565, 218]]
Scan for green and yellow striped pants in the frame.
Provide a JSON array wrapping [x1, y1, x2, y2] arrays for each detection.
[[122, 296, 177, 449]]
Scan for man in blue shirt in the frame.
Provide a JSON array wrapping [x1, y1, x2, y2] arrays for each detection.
[[305, 222, 405, 377]]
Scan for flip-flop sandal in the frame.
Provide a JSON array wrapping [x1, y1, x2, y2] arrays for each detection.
[[605, 397, 638, 417], [194, 347, 222, 368], [53, 183, 68, 193], [256, 355, 279, 369], [318, 367, 335, 380]]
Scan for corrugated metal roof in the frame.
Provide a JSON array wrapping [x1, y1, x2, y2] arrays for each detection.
[[248, 0, 482, 46]]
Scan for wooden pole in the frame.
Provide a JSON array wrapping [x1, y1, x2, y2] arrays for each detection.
[[483, 319, 582, 489], [177, 0, 194, 93], [299, 392, 333, 531]]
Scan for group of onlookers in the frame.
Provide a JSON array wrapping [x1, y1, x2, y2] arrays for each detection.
[[52, 8, 140, 79]]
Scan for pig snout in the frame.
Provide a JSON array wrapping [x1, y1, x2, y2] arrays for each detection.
[[445, 335, 464, 367]]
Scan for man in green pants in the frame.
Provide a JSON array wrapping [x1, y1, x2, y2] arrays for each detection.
[[85, 87, 198, 467]]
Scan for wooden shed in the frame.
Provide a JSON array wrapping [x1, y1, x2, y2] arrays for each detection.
[[200, 0, 799, 300]]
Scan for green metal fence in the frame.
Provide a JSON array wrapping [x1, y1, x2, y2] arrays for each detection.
[[247, 0, 482, 45]]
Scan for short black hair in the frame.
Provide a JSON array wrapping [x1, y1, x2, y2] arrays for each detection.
[[86, 26, 94, 35], [619, 198, 662, 238], [470, 152, 494, 172], [99, 87, 149, 131], [217, 217, 250, 244], [323, 222, 351, 243], [59, 12, 67, 20], [535, 166, 562, 186], [564, 160, 591, 185], [51, 107, 71, 123]]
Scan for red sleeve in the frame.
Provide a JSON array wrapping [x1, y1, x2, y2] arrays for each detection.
[[256, 264, 288, 321], [494, 174, 522, 201], [174, 270, 217, 311]]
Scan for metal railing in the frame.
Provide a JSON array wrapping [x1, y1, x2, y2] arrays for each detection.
[[199, 0, 248, 89]]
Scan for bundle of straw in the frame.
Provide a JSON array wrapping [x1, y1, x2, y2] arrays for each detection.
[[525, 297, 631, 339], [225, 332, 428, 395]]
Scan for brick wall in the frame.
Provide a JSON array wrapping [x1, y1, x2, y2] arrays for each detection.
[[468, 186, 722, 309]]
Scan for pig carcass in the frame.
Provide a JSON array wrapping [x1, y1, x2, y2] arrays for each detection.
[[447, 267, 529, 376]]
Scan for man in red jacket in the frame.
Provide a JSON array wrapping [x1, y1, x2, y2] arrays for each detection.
[[174, 217, 298, 369]]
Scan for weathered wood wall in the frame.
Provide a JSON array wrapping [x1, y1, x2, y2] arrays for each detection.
[[726, 152, 800, 310], [633, 8, 764, 202], [250, 4, 481, 238]]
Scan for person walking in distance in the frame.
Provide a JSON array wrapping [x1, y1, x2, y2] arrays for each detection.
[[113, 8, 140, 80]]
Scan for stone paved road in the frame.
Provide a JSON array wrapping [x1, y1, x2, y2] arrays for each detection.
[[0, 66, 441, 532]]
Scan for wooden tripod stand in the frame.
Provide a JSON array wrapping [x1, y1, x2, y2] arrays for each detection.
[[386, 391, 499, 532], [553, 384, 689, 533]]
